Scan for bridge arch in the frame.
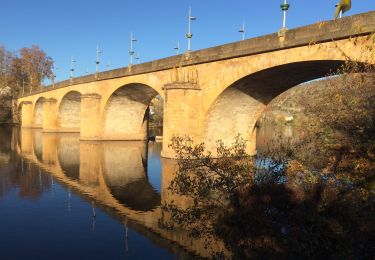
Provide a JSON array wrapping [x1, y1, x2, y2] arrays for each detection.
[[203, 60, 347, 155], [58, 91, 81, 131], [102, 83, 160, 140], [32, 97, 46, 128]]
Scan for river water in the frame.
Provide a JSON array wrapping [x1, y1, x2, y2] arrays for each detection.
[[0, 124, 300, 259], [0, 125, 373, 259], [0, 126, 195, 259]]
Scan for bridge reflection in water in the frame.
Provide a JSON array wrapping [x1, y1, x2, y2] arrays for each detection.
[[13, 128, 225, 258]]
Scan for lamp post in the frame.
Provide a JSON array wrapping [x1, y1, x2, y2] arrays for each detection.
[[280, 0, 290, 29], [239, 22, 245, 41], [186, 7, 196, 52], [135, 52, 140, 64], [174, 41, 180, 54], [70, 56, 76, 80], [129, 32, 137, 66], [95, 45, 101, 78], [52, 62, 58, 88]]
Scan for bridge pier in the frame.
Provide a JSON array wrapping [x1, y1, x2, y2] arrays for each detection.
[[20, 101, 33, 128], [161, 83, 202, 158], [43, 98, 59, 132], [80, 94, 102, 140]]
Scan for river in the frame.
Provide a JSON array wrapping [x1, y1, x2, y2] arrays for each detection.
[[0, 126, 198, 259], [1, 125, 372, 259]]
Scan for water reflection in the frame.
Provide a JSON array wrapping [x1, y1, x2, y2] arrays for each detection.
[[3, 127, 215, 258], [0, 129, 52, 200], [17, 129, 161, 212], [58, 134, 80, 180], [102, 141, 161, 211]]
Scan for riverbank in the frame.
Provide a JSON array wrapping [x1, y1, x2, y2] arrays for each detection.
[[0, 122, 18, 126]]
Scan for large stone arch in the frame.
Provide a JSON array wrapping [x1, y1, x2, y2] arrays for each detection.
[[203, 60, 346, 155], [201, 36, 374, 116], [102, 83, 159, 140], [32, 97, 46, 127], [58, 91, 81, 131]]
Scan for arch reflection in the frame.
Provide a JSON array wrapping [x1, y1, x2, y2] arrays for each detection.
[[18, 129, 161, 211], [101, 141, 161, 211], [57, 133, 80, 181], [15, 127, 220, 257]]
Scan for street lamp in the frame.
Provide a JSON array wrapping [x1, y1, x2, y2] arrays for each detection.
[[280, 0, 290, 29], [186, 7, 196, 52], [174, 41, 180, 54], [95, 44, 102, 78], [239, 22, 245, 41], [52, 62, 58, 88], [129, 32, 137, 66], [136, 52, 140, 64], [70, 56, 76, 80]]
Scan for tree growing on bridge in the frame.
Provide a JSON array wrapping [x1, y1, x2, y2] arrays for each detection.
[[334, 0, 351, 19]]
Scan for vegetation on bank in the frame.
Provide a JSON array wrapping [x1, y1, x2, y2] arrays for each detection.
[[160, 41, 375, 258], [149, 95, 164, 128]]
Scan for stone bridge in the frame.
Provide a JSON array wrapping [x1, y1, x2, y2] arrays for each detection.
[[16, 11, 375, 157]]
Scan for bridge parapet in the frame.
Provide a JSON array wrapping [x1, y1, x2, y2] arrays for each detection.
[[18, 11, 375, 98]]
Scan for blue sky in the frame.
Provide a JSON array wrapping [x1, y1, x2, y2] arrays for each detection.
[[1, 0, 374, 82]]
